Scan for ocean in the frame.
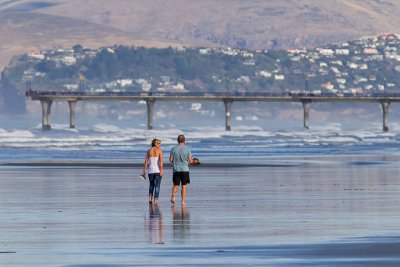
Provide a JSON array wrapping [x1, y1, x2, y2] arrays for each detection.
[[1, 121, 400, 162]]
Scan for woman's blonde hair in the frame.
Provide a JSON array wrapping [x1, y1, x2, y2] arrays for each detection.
[[151, 138, 161, 147]]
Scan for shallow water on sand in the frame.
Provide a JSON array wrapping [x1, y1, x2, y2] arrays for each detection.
[[1, 155, 400, 266]]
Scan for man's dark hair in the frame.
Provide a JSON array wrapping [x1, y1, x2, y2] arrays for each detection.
[[177, 135, 185, 144]]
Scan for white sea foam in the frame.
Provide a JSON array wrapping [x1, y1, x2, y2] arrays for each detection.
[[0, 123, 399, 160]]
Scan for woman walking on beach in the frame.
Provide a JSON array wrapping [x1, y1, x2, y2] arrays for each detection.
[[143, 139, 163, 205]]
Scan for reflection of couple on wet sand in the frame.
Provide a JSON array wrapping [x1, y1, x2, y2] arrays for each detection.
[[145, 205, 164, 244], [142, 134, 199, 205], [172, 204, 190, 241], [145, 204, 190, 243]]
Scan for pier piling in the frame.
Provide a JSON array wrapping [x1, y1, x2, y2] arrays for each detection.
[[381, 101, 390, 132], [40, 100, 53, 130], [146, 99, 155, 130], [68, 100, 77, 129], [224, 99, 233, 131], [302, 100, 311, 130]]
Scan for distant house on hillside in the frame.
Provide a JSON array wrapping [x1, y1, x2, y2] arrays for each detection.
[[60, 56, 76, 66], [116, 79, 133, 87], [243, 59, 256, 65], [237, 76, 251, 83], [27, 50, 45, 60], [335, 49, 349, 55], [240, 51, 254, 58], [199, 48, 210, 55], [318, 48, 334, 57], [331, 60, 343, 66], [336, 78, 346, 84], [221, 47, 238, 56], [287, 48, 307, 54], [321, 82, 334, 90], [349, 62, 358, 69], [379, 34, 396, 41], [258, 70, 272, 78], [363, 47, 379, 54]]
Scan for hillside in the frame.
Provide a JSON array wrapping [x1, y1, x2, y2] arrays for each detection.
[[0, 0, 400, 73], [21, 0, 400, 49], [7, 33, 400, 96], [23, 0, 400, 50]]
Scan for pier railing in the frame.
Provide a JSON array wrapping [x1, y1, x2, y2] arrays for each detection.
[[27, 90, 400, 98]]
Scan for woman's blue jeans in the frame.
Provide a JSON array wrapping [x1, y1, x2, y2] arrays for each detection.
[[148, 173, 162, 199]]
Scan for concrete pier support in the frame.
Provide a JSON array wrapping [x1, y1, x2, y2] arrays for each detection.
[[380, 101, 391, 132], [146, 99, 155, 130], [68, 100, 77, 129], [40, 100, 53, 130], [224, 99, 233, 131], [302, 100, 311, 130]]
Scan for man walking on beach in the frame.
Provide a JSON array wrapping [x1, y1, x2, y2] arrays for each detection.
[[169, 135, 198, 205]]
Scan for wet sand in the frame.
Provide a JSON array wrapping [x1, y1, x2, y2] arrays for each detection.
[[1, 155, 400, 266]]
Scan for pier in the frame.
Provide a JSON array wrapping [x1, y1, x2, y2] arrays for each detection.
[[26, 91, 400, 131]]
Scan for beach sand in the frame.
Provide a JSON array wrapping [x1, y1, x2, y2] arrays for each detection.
[[1, 155, 400, 266]]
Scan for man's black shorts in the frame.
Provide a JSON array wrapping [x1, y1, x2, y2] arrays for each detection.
[[173, 172, 190, 185]]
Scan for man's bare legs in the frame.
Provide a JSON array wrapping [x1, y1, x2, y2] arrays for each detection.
[[171, 185, 179, 204], [171, 184, 187, 204], [181, 185, 187, 205]]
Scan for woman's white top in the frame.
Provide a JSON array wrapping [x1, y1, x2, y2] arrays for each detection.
[[147, 150, 161, 174]]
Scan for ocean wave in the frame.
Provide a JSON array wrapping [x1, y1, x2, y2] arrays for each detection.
[[0, 123, 399, 160]]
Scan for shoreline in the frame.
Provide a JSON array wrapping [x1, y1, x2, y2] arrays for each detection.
[[0, 161, 298, 168], [1, 153, 398, 167]]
